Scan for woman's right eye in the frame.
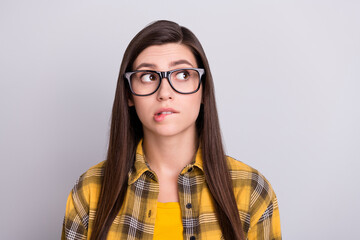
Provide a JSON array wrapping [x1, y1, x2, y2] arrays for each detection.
[[140, 73, 157, 82]]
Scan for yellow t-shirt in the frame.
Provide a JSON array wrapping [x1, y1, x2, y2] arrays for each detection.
[[153, 202, 183, 239]]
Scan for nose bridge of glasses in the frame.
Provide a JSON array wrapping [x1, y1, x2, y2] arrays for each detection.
[[158, 71, 173, 87], [157, 71, 175, 94], [158, 71, 170, 80]]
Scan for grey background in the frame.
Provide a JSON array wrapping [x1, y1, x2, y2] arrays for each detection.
[[1, 0, 359, 239]]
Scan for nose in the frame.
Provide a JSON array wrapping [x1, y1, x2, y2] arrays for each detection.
[[156, 77, 174, 101]]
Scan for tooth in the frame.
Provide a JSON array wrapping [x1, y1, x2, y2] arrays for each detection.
[[157, 111, 173, 115]]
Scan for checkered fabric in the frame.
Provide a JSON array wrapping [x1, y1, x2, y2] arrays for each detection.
[[62, 141, 281, 240]]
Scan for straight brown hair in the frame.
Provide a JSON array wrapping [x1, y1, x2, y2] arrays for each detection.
[[90, 20, 245, 240]]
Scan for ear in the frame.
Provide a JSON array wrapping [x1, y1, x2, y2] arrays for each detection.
[[128, 98, 134, 107]]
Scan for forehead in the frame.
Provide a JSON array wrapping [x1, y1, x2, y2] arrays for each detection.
[[133, 43, 197, 70]]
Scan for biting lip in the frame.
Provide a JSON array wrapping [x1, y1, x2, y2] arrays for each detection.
[[154, 108, 179, 116]]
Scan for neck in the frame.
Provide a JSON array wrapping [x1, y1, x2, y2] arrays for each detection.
[[142, 132, 198, 176]]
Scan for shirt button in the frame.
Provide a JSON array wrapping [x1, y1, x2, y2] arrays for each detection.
[[187, 167, 193, 172], [190, 236, 196, 240], [186, 203, 192, 209]]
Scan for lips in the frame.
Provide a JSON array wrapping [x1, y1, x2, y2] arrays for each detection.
[[154, 108, 178, 122]]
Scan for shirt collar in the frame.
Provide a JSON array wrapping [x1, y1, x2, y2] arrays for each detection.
[[128, 139, 204, 185]]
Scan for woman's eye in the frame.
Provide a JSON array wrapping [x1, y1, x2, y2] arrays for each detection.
[[141, 73, 157, 82], [175, 71, 190, 80]]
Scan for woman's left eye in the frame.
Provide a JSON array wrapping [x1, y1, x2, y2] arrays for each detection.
[[175, 71, 190, 80]]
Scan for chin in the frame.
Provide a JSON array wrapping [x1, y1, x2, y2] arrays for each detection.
[[147, 124, 196, 138], [153, 127, 182, 137]]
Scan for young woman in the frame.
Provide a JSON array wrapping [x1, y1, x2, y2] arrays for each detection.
[[62, 20, 281, 240]]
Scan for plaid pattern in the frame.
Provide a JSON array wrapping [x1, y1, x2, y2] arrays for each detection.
[[62, 141, 281, 240]]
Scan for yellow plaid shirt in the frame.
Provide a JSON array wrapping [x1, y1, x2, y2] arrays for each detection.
[[62, 142, 281, 240]]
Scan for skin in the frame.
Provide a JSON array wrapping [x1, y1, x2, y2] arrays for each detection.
[[128, 43, 202, 202]]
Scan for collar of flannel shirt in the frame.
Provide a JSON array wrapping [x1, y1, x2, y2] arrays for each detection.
[[128, 139, 204, 185]]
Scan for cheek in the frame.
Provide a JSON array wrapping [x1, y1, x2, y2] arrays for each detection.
[[131, 98, 149, 122], [188, 93, 203, 118]]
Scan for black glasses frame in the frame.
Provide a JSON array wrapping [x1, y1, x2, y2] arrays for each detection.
[[124, 68, 205, 96]]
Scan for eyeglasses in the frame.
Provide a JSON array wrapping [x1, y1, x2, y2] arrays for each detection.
[[124, 68, 205, 96]]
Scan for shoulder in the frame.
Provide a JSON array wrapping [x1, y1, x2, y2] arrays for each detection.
[[226, 155, 274, 193], [226, 156, 279, 231], [225, 156, 277, 209], [63, 161, 106, 238], [77, 161, 106, 185], [226, 155, 257, 172], [71, 161, 106, 205], [226, 155, 271, 188], [226, 156, 282, 237]]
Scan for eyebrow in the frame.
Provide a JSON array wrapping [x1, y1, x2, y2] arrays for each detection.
[[169, 59, 194, 68], [134, 59, 194, 70]]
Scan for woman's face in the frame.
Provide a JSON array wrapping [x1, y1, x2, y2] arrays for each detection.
[[129, 43, 202, 139]]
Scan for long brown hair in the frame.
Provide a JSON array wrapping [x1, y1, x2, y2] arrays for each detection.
[[91, 20, 245, 240]]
